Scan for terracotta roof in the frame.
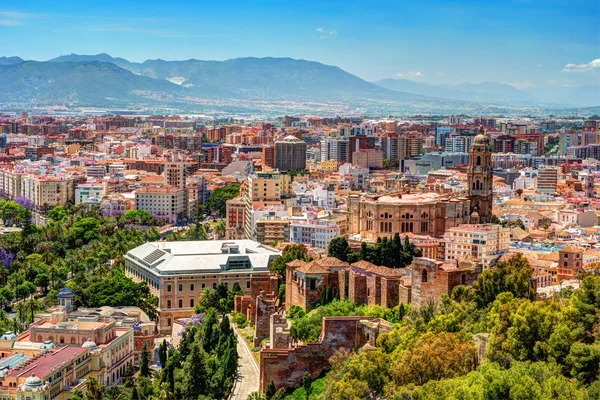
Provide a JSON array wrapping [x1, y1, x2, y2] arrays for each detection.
[[538, 252, 560, 262], [316, 257, 349, 267], [286, 259, 307, 268], [351, 260, 405, 277], [561, 245, 584, 254], [296, 260, 331, 274]]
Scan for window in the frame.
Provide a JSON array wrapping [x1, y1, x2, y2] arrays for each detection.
[[202, 283, 206, 289], [564, 262, 568, 267], [213, 283, 217, 289], [246, 281, 251, 289], [167, 300, 172, 309], [178, 284, 182, 292], [167, 317, 172, 327], [178, 299, 183, 308], [422, 269, 428, 283], [167, 284, 172, 293], [190, 299, 194, 307], [190, 284, 195, 291]]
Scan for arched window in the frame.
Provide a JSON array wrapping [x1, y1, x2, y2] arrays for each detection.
[[60, 337, 64, 344], [422, 269, 428, 283], [477, 156, 481, 166], [564, 261, 568, 267]]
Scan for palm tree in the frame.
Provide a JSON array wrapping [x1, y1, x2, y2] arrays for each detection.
[[213, 221, 226, 240], [14, 301, 27, 323], [85, 377, 104, 400], [25, 296, 43, 323]]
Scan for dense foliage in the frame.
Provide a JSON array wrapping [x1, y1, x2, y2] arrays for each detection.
[[328, 234, 422, 269], [0, 203, 161, 329], [205, 183, 241, 217], [287, 254, 600, 399], [73, 308, 239, 400]]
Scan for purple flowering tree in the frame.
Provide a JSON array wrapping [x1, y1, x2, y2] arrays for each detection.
[[14, 196, 34, 211]]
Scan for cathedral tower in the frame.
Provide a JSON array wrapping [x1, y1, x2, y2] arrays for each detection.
[[467, 126, 493, 223]]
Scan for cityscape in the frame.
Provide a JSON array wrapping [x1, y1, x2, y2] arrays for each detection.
[[0, 1, 599, 400]]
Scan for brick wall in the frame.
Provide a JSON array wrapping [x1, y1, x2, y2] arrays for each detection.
[[259, 317, 373, 392], [254, 292, 277, 346], [380, 278, 400, 308], [348, 273, 367, 305]]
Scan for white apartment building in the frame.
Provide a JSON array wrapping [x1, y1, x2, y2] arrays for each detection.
[[290, 218, 340, 249], [75, 182, 106, 204], [443, 224, 510, 269], [135, 185, 187, 223]]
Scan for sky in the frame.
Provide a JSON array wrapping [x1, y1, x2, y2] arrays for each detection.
[[0, 0, 598, 91]]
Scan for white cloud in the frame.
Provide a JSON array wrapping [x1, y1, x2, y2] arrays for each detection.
[[396, 71, 424, 79], [315, 27, 336, 38], [509, 80, 534, 89], [561, 59, 600, 73], [0, 19, 20, 26]]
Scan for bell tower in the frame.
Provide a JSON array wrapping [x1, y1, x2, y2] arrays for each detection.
[[467, 126, 493, 223]]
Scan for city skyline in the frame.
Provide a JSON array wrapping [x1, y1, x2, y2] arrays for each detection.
[[0, 0, 598, 92]]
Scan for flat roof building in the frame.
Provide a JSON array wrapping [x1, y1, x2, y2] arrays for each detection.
[[125, 240, 280, 333]]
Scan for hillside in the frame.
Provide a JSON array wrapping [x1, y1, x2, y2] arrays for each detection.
[[0, 60, 183, 107], [48, 54, 416, 102]]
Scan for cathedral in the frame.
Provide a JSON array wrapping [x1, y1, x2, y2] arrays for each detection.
[[467, 126, 494, 223]]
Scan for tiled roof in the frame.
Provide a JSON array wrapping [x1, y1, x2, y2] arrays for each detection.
[[351, 260, 405, 277]]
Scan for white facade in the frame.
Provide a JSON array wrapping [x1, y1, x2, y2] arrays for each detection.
[[135, 186, 187, 223], [75, 182, 105, 204], [443, 224, 510, 269]]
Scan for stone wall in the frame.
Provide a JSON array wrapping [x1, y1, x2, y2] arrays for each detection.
[[380, 278, 400, 308], [253, 291, 277, 346], [259, 316, 376, 392], [269, 314, 291, 349], [348, 273, 367, 305]]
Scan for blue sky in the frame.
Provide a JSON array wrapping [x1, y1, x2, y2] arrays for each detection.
[[0, 0, 598, 90]]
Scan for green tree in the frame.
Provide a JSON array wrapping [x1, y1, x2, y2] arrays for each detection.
[[184, 343, 207, 399], [139, 343, 151, 377], [265, 380, 277, 400], [206, 184, 240, 217], [327, 237, 352, 262]]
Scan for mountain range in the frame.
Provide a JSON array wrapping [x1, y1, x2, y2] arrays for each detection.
[[0, 53, 597, 113]]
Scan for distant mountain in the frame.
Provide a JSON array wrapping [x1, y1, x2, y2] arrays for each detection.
[[47, 54, 417, 102], [374, 78, 533, 103], [0, 56, 24, 66], [0, 60, 183, 106]]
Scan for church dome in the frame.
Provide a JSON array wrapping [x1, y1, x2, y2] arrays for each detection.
[[23, 373, 43, 390], [82, 338, 97, 349]]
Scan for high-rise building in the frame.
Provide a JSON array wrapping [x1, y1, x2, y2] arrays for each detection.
[[320, 137, 349, 163], [262, 146, 275, 168], [274, 136, 307, 171], [537, 167, 558, 194], [164, 153, 186, 190], [467, 127, 493, 223]]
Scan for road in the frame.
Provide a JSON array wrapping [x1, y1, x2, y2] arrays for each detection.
[[231, 328, 259, 400]]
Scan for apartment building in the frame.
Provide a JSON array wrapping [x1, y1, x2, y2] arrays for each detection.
[[443, 224, 510, 269], [537, 167, 558, 194], [21, 176, 75, 211], [226, 197, 246, 240], [134, 185, 187, 223], [255, 218, 290, 245]]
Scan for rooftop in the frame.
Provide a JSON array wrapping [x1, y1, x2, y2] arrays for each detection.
[[126, 240, 280, 275], [6, 346, 88, 380]]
